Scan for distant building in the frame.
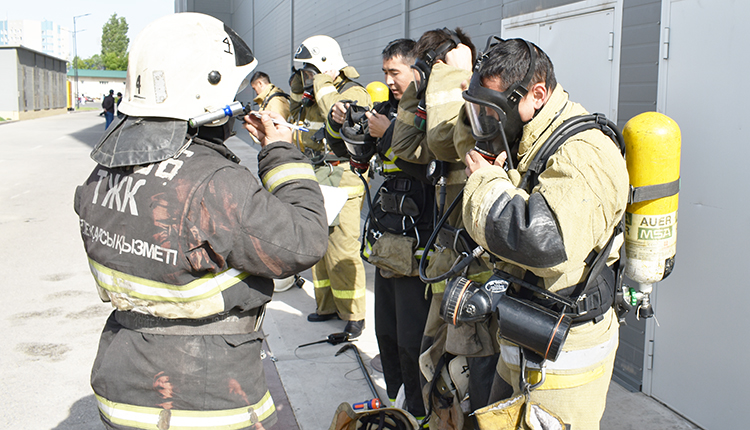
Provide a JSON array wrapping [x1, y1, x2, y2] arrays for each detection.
[[41, 20, 71, 60], [0, 45, 68, 121], [0, 20, 71, 60], [67, 69, 127, 103]]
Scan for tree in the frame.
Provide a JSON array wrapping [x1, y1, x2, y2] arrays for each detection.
[[73, 55, 104, 70], [101, 13, 129, 70]]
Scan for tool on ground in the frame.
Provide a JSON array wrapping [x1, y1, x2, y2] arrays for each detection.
[[298, 331, 351, 348], [353, 398, 382, 410], [336, 343, 384, 405]]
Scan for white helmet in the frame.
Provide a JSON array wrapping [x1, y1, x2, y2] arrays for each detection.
[[118, 12, 257, 122], [293, 35, 348, 73]]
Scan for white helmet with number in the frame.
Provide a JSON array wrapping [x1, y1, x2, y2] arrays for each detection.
[[293, 35, 348, 73], [118, 12, 257, 122]]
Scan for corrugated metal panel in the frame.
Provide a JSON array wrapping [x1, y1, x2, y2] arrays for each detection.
[[250, 0, 291, 86], [192, 0, 233, 26], [610, 0, 661, 392], [502, 0, 580, 18], [616, 0, 660, 129], [229, 0, 255, 47], [612, 278, 647, 391], [409, 0, 504, 50], [185, 0, 506, 101], [292, 1, 404, 89]]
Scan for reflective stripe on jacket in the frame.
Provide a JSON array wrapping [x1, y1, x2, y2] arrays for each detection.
[[95, 390, 275, 429]]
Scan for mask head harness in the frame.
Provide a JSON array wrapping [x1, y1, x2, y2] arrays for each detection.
[[462, 37, 537, 167], [411, 28, 463, 100]]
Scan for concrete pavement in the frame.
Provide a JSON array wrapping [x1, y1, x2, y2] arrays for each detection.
[[0, 111, 700, 429]]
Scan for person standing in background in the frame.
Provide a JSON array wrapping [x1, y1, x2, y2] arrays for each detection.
[[102, 90, 115, 129]]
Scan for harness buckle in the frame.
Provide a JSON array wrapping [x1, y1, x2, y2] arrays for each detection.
[[520, 348, 546, 394]]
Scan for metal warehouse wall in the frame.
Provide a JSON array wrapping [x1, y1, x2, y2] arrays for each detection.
[[617, 0, 661, 129], [611, 0, 662, 392]]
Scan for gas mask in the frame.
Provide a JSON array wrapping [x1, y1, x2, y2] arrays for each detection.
[[462, 38, 537, 167], [340, 103, 376, 173], [299, 63, 319, 107]]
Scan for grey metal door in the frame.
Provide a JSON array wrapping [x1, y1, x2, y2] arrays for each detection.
[[501, 1, 621, 120], [652, 0, 750, 428]]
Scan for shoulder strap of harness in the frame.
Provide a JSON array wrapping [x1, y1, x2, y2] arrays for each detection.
[[519, 113, 625, 193], [335, 78, 364, 94], [260, 90, 290, 110], [517, 114, 626, 322]]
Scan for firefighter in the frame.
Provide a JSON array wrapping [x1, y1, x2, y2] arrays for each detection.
[[460, 38, 629, 429], [289, 34, 372, 337], [250, 71, 290, 118], [74, 13, 328, 430], [388, 28, 506, 429], [328, 38, 433, 420]]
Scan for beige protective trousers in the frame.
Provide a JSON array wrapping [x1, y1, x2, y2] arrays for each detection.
[[313, 167, 366, 321]]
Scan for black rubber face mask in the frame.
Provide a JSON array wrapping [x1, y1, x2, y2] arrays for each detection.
[[462, 38, 537, 167]]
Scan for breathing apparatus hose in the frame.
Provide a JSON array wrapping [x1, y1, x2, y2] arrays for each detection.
[[418, 188, 485, 284]]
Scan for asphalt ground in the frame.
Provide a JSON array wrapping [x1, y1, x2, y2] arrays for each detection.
[[0, 110, 700, 429]]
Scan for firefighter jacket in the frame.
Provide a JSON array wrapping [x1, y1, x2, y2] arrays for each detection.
[[75, 135, 327, 429], [391, 63, 471, 165], [289, 66, 370, 156], [424, 62, 472, 163], [392, 81, 433, 164], [462, 84, 629, 294], [253, 84, 290, 119], [74, 137, 328, 319]]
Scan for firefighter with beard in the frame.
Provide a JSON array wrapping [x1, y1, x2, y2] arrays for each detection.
[[459, 38, 628, 429], [289, 35, 372, 337], [74, 13, 328, 430]]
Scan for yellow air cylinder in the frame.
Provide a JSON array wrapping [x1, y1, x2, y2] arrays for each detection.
[[622, 112, 681, 284], [366, 81, 390, 104]]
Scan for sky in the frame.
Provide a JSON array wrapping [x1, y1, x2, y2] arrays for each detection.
[[2, 0, 175, 59]]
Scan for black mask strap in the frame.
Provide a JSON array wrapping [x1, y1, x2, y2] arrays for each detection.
[[412, 28, 464, 99]]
